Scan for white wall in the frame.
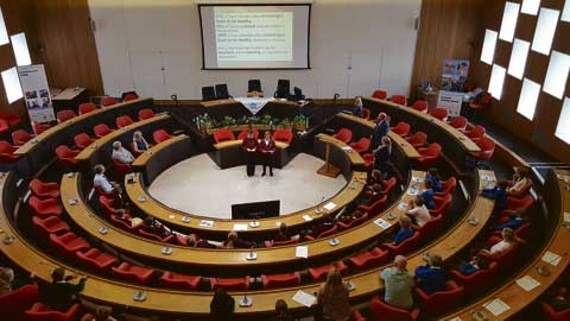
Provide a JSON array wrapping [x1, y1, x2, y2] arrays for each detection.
[[89, 0, 421, 100]]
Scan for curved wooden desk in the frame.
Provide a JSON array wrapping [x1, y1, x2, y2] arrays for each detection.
[[62, 170, 426, 268], [439, 169, 570, 321], [364, 97, 480, 152], [75, 114, 171, 168], [0, 169, 494, 315], [127, 134, 366, 235], [336, 113, 421, 159]]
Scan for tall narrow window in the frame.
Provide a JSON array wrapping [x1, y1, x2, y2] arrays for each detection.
[[531, 8, 560, 55], [499, 2, 520, 42], [543, 51, 570, 99], [0, 8, 9, 46], [10, 33, 31, 66], [521, 0, 541, 15], [1, 67, 23, 104], [481, 29, 498, 65], [555, 97, 570, 144], [562, 0, 570, 22], [488, 64, 507, 100], [516, 78, 541, 120], [508, 39, 530, 79]]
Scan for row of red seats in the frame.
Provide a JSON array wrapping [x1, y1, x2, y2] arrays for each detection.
[[213, 128, 293, 145]]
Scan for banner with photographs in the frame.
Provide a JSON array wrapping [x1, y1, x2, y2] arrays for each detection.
[[441, 59, 470, 92], [17, 64, 56, 124]]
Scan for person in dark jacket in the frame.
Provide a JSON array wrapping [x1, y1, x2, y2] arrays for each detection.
[[40, 268, 87, 311], [373, 136, 392, 173], [371, 113, 390, 149], [210, 288, 235, 321], [415, 253, 447, 294]]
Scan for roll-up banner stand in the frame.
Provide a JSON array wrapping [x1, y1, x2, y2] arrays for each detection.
[[17, 64, 56, 128]]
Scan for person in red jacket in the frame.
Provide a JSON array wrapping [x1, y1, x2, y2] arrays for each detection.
[[242, 128, 258, 177], [258, 131, 277, 176]]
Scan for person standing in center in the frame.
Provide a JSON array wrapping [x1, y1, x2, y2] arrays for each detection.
[[258, 131, 277, 176], [242, 128, 258, 177]]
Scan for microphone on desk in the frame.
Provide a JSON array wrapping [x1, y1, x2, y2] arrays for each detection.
[[170, 94, 178, 106], [334, 93, 340, 101]]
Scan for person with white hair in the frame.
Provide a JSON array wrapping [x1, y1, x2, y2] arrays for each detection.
[[380, 255, 415, 309], [111, 141, 135, 164], [0, 267, 15, 295]]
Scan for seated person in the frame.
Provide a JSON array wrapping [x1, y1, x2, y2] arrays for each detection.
[[392, 216, 414, 245], [548, 285, 570, 311], [210, 288, 235, 321], [353, 96, 364, 118], [368, 169, 386, 186], [380, 255, 415, 309], [222, 232, 252, 249], [274, 223, 290, 243], [297, 229, 312, 243], [480, 227, 522, 257], [337, 210, 364, 226], [406, 196, 432, 227], [426, 168, 442, 193], [0, 267, 14, 295], [507, 166, 531, 196], [458, 254, 489, 276], [312, 218, 334, 237], [113, 211, 142, 229], [187, 233, 217, 249], [415, 253, 447, 294], [421, 180, 436, 209], [93, 165, 123, 199], [494, 209, 527, 231], [39, 268, 86, 311], [362, 183, 384, 205], [81, 306, 118, 321], [142, 216, 171, 238], [481, 180, 510, 211], [131, 131, 150, 154], [111, 141, 135, 164]]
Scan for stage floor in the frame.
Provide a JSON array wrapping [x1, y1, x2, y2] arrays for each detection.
[[148, 153, 347, 219]]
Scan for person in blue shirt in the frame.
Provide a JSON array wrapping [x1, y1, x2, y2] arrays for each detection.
[[421, 180, 436, 209], [458, 255, 489, 276], [494, 209, 527, 231], [353, 96, 364, 118], [426, 168, 442, 193], [392, 215, 414, 245], [415, 253, 447, 294], [481, 180, 510, 211], [371, 113, 390, 149]]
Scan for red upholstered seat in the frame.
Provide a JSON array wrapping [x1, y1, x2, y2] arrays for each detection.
[[390, 95, 407, 106], [417, 143, 442, 167], [334, 128, 353, 144], [101, 96, 119, 107], [32, 122, 51, 135], [261, 272, 301, 289], [503, 194, 535, 213], [112, 262, 155, 285], [112, 159, 132, 175], [362, 108, 371, 120], [115, 115, 134, 128], [437, 177, 457, 196], [93, 123, 114, 138], [138, 108, 155, 120], [56, 110, 77, 123], [273, 128, 293, 145], [0, 284, 39, 320], [0, 118, 9, 135], [338, 213, 368, 230], [379, 177, 397, 194], [415, 280, 464, 316], [30, 179, 60, 199], [450, 261, 498, 298], [237, 128, 259, 140], [465, 125, 486, 142], [430, 107, 448, 121], [0, 140, 19, 163], [370, 297, 420, 321], [0, 111, 22, 127], [391, 122, 411, 137], [153, 129, 173, 144], [352, 310, 368, 321], [138, 228, 174, 243], [99, 195, 122, 216], [210, 277, 250, 291], [418, 213, 443, 236], [160, 271, 201, 290], [470, 137, 495, 161], [122, 92, 139, 102], [372, 90, 388, 100], [405, 131, 427, 148], [448, 116, 468, 131], [11, 129, 33, 146], [469, 92, 492, 111], [411, 100, 428, 112], [308, 261, 348, 281], [29, 196, 62, 217], [350, 137, 371, 153], [264, 237, 298, 248], [213, 128, 235, 143], [49, 232, 90, 255], [76, 248, 118, 271], [55, 145, 80, 167], [430, 193, 453, 217], [25, 302, 81, 321], [73, 132, 94, 149], [478, 242, 520, 268], [110, 214, 139, 232], [382, 231, 421, 256], [507, 180, 533, 198], [32, 216, 69, 235], [78, 102, 97, 115], [348, 247, 389, 270], [357, 194, 388, 215], [541, 302, 570, 321]]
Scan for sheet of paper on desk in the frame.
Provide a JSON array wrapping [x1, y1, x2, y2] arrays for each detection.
[[483, 298, 510, 316], [302, 215, 313, 222], [233, 224, 248, 231], [292, 290, 316, 307], [199, 220, 214, 228], [341, 146, 353, 152], [564, 212, 570, 223], [542, 251, 562, 266], [296, 246, 308, 258], [374, 218, 392, 229], [323, 202, 336, 211], [516, 275, 540, 292]]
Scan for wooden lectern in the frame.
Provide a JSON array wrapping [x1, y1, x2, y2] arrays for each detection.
[[317, 136, 341, 178]]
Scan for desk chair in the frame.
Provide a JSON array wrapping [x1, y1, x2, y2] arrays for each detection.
[[215, 84, 231, 99], [248, 79, 262, 93], [202, 86, 216, 101], [275, 79, 290, 99]]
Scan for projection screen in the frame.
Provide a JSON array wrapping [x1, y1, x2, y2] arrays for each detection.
[[198, 4, 311, 70]]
